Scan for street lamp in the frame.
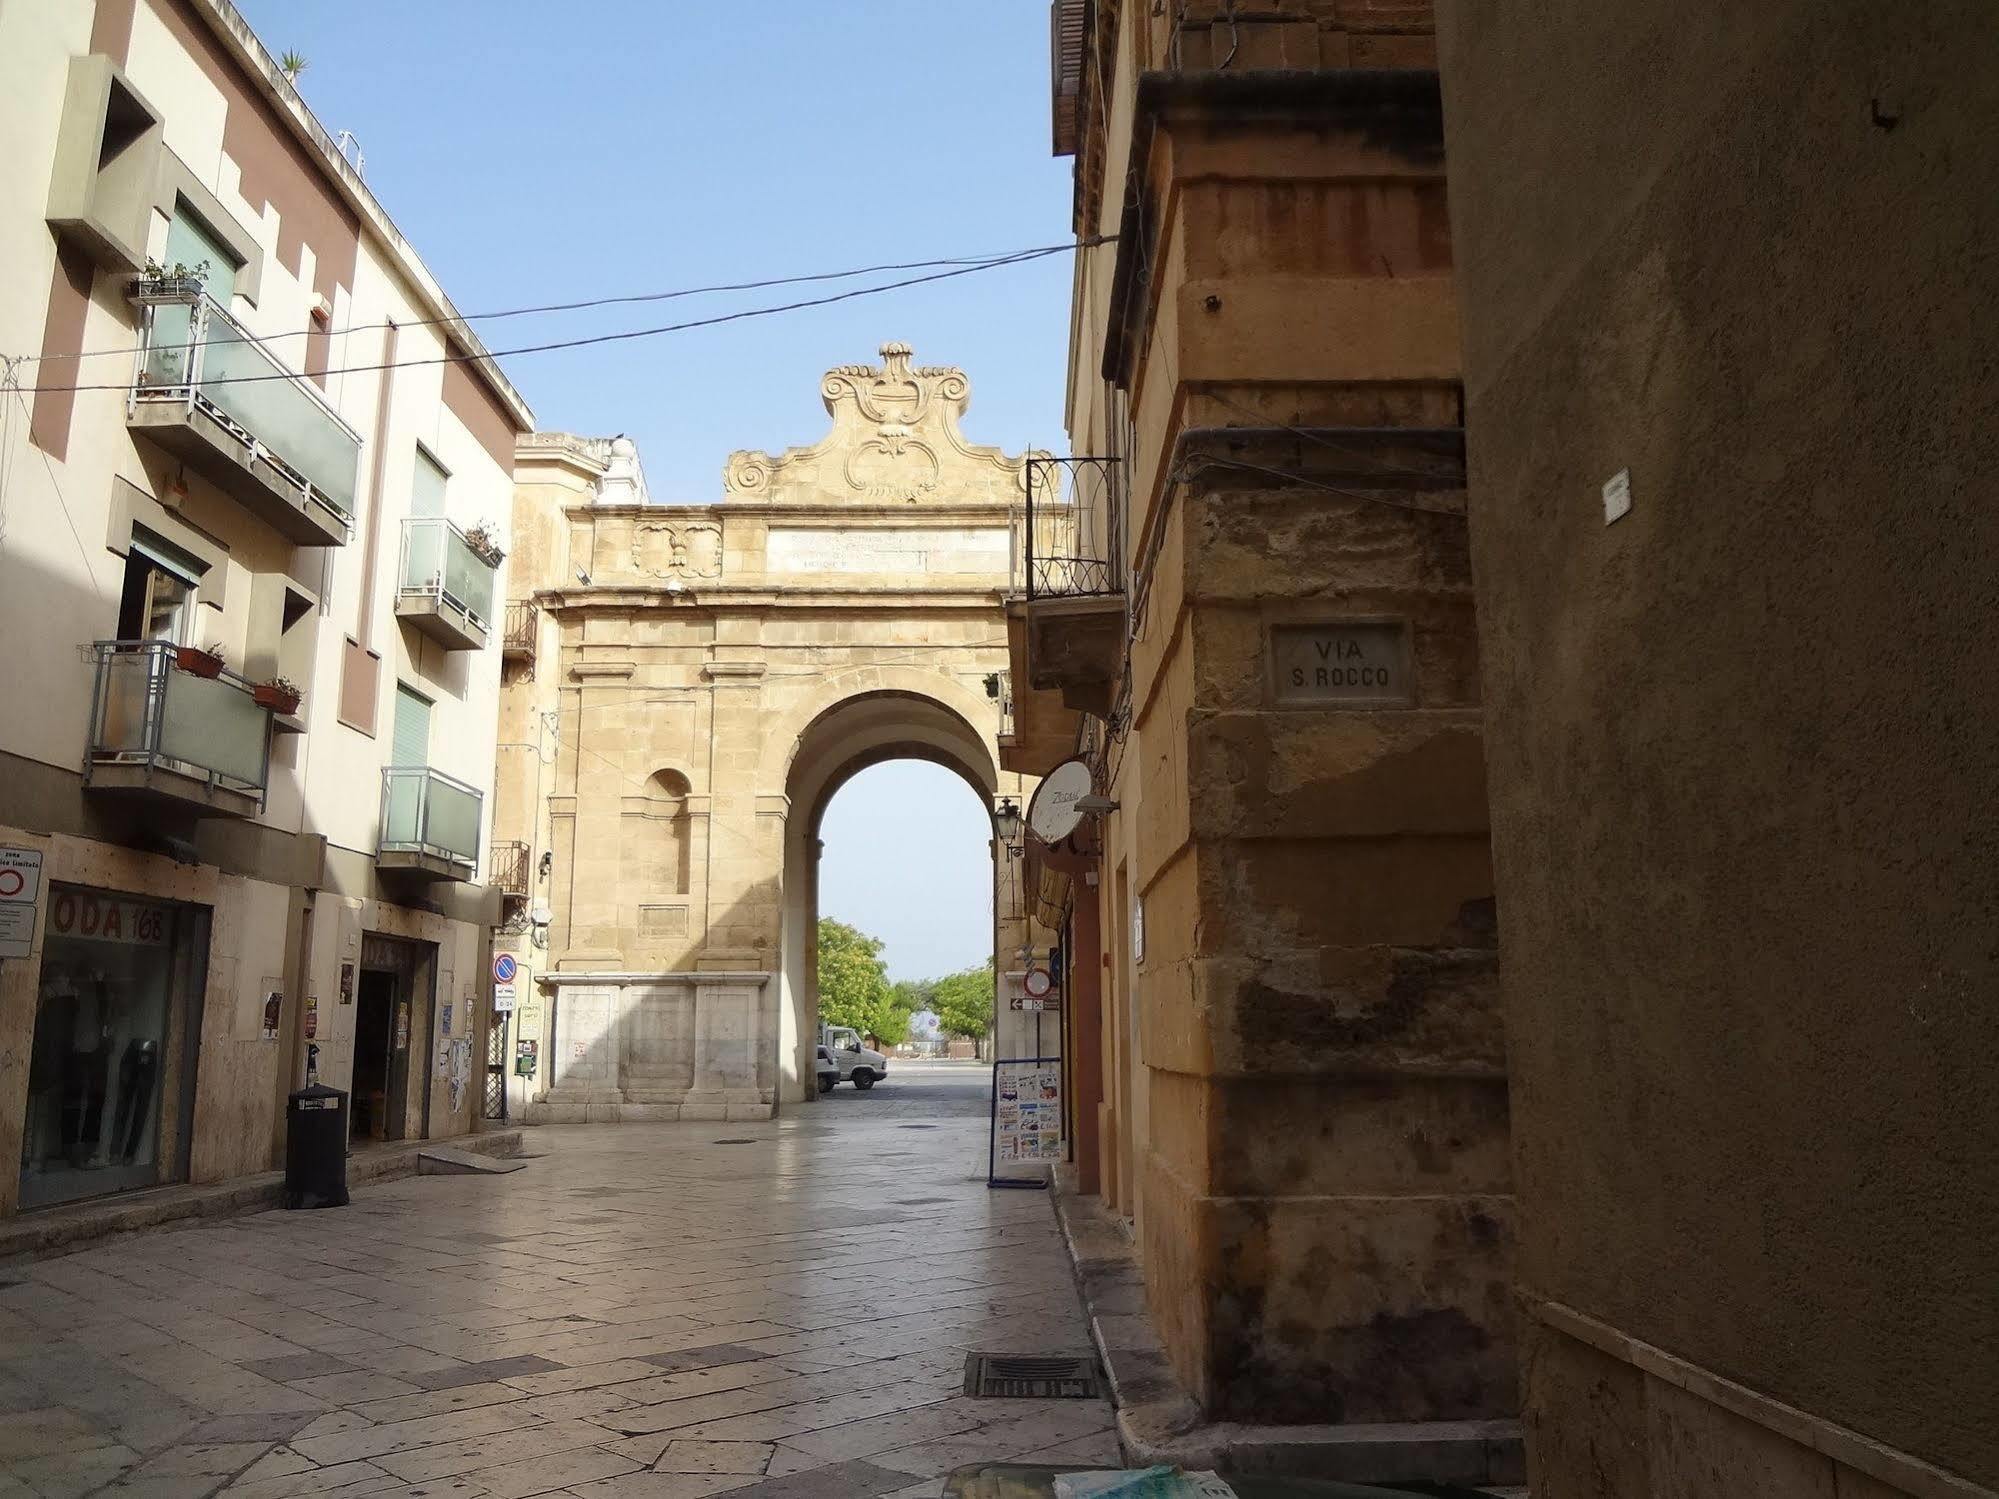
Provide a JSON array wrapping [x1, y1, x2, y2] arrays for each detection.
[[994, 797, 1022, 860]]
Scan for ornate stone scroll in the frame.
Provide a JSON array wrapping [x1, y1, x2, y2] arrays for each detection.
[[723, 341, 1032, 506]]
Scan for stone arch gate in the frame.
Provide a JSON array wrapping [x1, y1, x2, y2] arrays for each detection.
[[497, 345, 1053, 1121]]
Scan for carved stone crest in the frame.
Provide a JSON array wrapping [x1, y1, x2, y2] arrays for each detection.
[[723, 341, 1028, 506], [633, 520, 722, 579]]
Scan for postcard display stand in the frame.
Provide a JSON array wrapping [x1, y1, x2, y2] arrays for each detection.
[[988, 1056, 1063, 1189]]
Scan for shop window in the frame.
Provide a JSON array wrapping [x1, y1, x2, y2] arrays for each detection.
[[19, 885, 209, 1210]]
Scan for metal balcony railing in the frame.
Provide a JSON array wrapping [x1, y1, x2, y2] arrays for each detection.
[[1024, 455, 1125, 600], [398, 517, 498, 633], [379, 766, 483, 870], [502, 600, 538, 663], [85, 641, 273, 803], [130, 287, 362, 535], [491, 839, 531, 900]]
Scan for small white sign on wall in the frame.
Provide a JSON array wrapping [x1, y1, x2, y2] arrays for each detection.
[[1603, 469, 1633, 525], [0, 846, 45, 959]]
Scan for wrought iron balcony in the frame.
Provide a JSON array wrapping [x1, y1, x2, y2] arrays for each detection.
[[502, 600, 538, 665], [396, 517, 497, 651], [128, 286, 362, 547], [1016, 456, 1126, 723], [83, 641, 272, 817], [1024, 456, 1124, 601], [378, 765, 482, 881], [491, 839, 531, 901]]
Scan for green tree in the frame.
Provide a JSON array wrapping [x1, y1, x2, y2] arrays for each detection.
[[816, 918, 914, 1048], [930, 960, 995, 1045]]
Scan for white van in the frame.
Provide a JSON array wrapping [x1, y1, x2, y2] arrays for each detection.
[[820, 1025, 889, 1091]]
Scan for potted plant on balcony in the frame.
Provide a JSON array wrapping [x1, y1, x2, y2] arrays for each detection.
[[462, 522, 505, 568], [252, 676, 303, 714], [132, 257, 211, 302], [174, 642, 226, 678]]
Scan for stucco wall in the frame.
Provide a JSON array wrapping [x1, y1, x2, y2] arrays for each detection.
[[1440, 3, 1999, 1489]]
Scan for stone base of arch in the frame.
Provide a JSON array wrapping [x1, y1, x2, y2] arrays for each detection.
[[524, 970, 778, 1123]]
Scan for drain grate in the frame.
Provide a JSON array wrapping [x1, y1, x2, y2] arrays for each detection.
[[963, 1353, 1103, 1399], [898, 1124, 938, 1130], [710, 1138, 756, 1145]]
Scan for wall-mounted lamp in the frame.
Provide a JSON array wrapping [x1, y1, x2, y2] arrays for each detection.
[[537, 850, 553, 880], [994, 797, 1022, 844], [983, 672, 1004, 700]]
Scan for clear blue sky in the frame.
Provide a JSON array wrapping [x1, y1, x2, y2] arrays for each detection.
[[240, 1, 1074, 496], [819, 763, 995, 981], [242, 2, 1069, 977]]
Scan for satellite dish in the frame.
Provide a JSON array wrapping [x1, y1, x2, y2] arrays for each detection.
[[1026, 758, 1094, 845]]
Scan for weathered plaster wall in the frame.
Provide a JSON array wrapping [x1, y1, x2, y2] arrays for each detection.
[[1440, 3, 1999, 1491]]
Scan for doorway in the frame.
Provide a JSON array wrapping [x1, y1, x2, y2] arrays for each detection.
[[351, 933, 433, 1142], [351, 969, 404, 1141]]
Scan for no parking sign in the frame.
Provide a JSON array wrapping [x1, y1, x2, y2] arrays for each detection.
[[0, 847, 44, 960], [493, 952, 518, 984]]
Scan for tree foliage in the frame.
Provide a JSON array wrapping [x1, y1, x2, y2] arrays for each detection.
[[930, 960, 995, 1041], [816, 918, 913, 1048]]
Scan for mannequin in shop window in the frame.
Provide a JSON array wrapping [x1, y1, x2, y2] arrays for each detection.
[[111, 1038, 157, 1164], [61, 973, 113, 1166]]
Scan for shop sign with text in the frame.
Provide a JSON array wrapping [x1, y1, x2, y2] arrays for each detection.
[[46, 889, 170, 946]]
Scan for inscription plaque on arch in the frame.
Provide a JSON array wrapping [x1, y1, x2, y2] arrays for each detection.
[[1269, 620, 1413, 707]]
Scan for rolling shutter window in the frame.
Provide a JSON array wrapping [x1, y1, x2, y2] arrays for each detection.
[[412, 447, 448, 518], [391, 685, 431, 769]]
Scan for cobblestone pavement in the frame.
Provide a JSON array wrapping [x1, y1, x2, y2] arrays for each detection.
[[0, 1062, 1114, 1497]]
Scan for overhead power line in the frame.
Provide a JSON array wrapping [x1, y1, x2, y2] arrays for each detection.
[[23, 241, 1108, 367], [10, 238, 1115, 396]]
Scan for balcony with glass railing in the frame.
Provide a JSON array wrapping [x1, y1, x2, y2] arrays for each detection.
[[84, 642, 274, 817], [378, 766, 483, 881], [395, 517, 498, 651], [128, 284, 362, 547]]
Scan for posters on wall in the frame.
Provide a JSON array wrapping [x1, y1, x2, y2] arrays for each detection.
[[993, 1059, 1063, 1165]]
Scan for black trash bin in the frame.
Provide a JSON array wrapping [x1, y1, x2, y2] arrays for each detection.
[[283, 1082, 349, 1208]]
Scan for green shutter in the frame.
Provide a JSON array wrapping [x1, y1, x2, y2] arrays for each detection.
[[165, 207, 239, 300], [391, 686, 431, 769]]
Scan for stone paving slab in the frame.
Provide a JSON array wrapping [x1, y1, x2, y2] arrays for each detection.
[[0, 1064, 1112, 1497]]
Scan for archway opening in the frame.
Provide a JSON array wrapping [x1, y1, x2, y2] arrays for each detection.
[[776, 688, 1026, 1106], [813, 761, 996, 1109]]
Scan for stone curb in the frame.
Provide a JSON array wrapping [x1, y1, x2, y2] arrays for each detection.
[[1046, 1165, 1527, 1490], [0, 1128, 525, 1265]]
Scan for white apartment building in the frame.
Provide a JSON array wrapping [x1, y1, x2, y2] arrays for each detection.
[[0, 0, 532, 1214]]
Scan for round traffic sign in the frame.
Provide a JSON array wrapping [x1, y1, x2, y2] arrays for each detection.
[[0, 870, 22, 899], [1026, 758, 1093, 844], [493, 952, 518, 984], [1023, 967, 1053, 998]]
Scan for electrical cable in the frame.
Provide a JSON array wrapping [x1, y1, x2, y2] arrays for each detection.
[[1202, 388, 1465, 486], [9, 239, 1112, 396], [2, 382, 105, 597], [21, 240, 1112, 368], [1173, 453, 1469, 520]]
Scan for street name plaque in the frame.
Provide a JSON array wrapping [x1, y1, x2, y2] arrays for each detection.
[[1269, 620, 1413, 707]]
